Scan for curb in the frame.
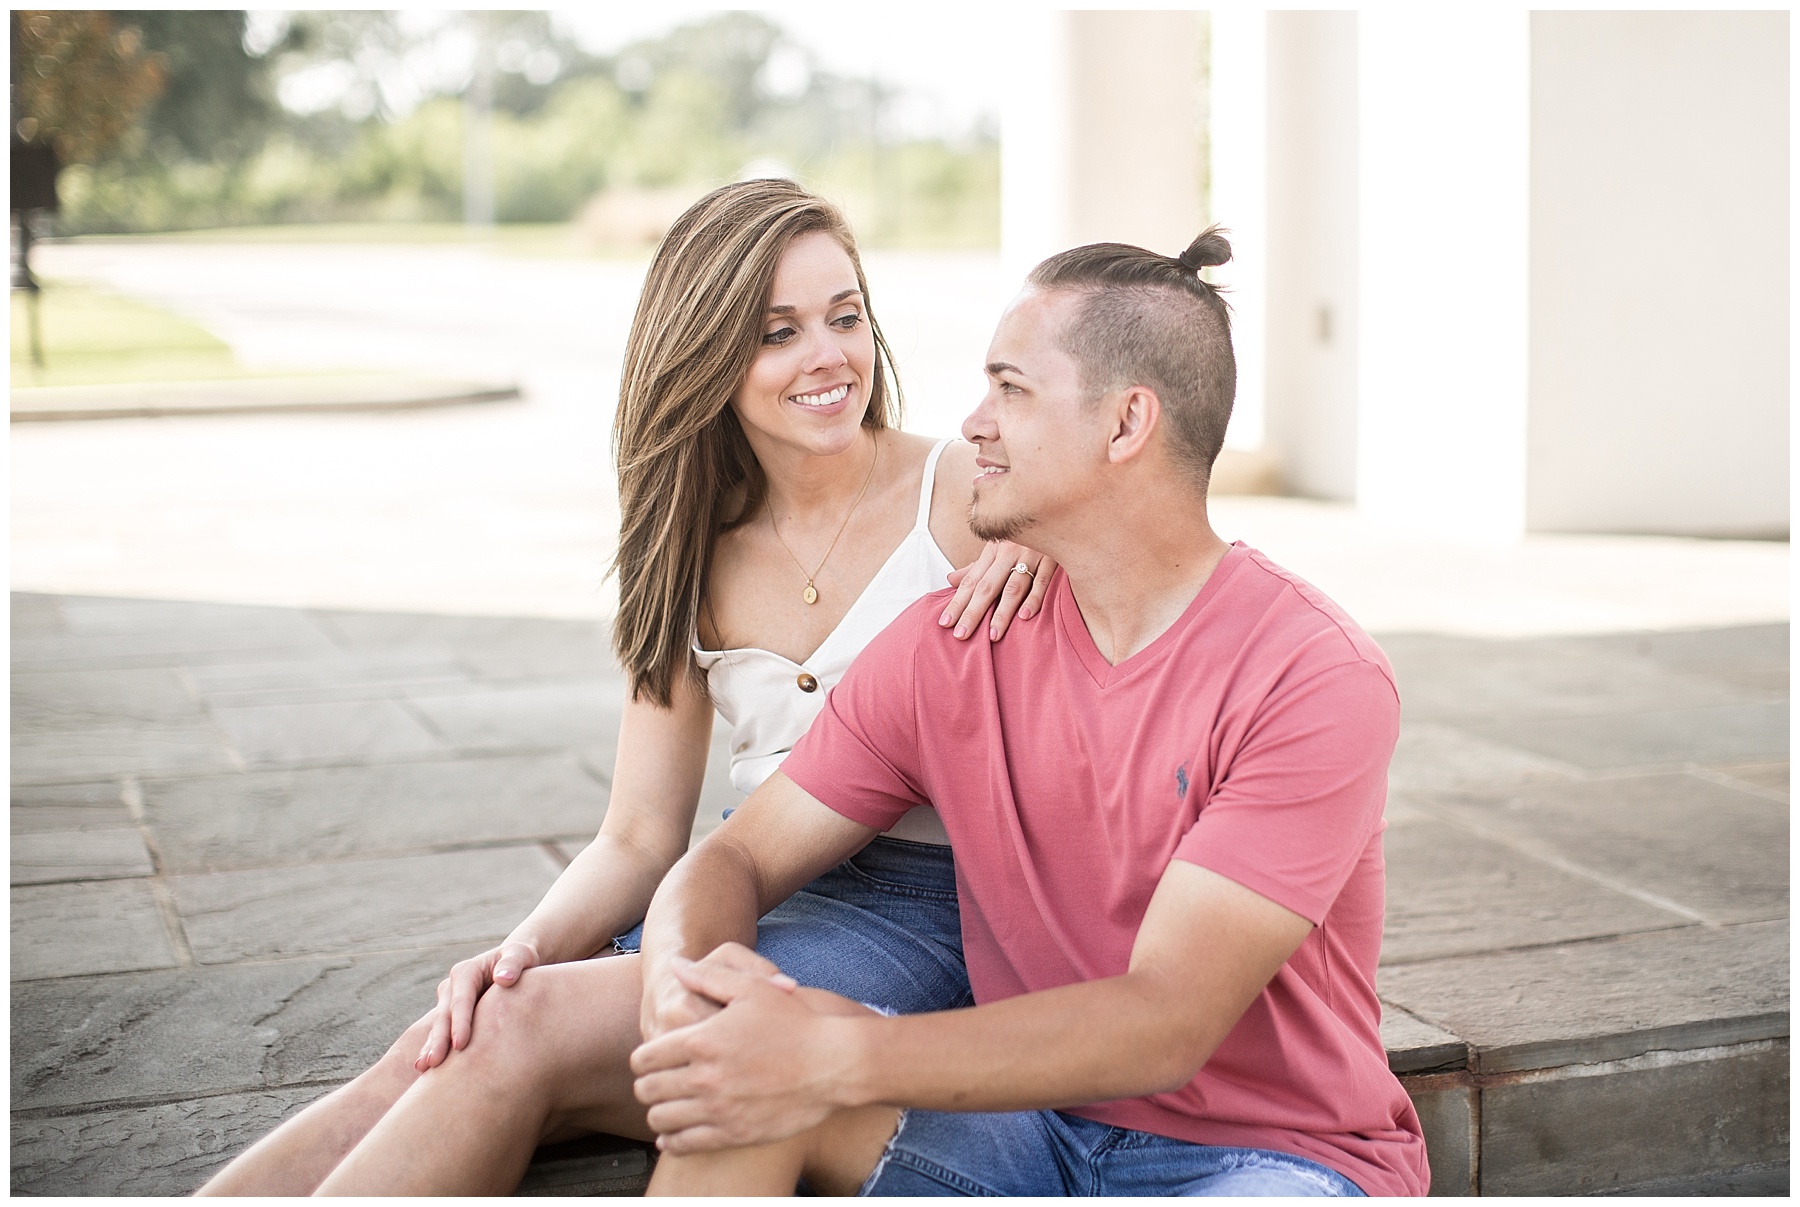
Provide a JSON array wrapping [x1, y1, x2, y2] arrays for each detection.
[[10, 374, 522, 422]]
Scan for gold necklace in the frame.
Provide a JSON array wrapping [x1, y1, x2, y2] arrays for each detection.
[[769, 438, 879, 605]]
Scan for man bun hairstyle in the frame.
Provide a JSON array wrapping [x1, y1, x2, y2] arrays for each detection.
[[1027, 225, 1236, 488], [1176, 227, 1234, 273]]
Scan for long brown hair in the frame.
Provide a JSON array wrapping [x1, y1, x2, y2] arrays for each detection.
[[611, 179, 903, 706]]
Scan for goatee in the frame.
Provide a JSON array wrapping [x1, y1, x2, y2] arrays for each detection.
[[967, 502, 1035, 544]]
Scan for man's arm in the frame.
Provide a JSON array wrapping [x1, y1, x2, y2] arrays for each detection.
[[632, 854, 1312, 1152], [637, 770, 879, 1040]]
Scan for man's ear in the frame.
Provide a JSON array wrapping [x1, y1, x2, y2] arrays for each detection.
[[1105, 384, 1162, 465]]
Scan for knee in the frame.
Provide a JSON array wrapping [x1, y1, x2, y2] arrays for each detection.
[[459, 974, 562, 1069], [373, 1014, 435, 1079]]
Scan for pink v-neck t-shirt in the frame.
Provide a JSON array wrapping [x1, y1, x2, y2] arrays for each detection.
[[782, 542, 1428, 1196]]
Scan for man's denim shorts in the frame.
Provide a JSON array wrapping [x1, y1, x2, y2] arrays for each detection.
[[861, 1107, 1367, 1197], [612, 835, 972, 1015]]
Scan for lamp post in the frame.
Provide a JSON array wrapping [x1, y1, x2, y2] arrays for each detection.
[[10, 137, 60, 370], [463, 12, 495, 231]]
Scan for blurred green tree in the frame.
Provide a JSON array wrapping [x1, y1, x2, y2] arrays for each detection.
[[113, 11, 283, 163], [49, 10, 999, 249]]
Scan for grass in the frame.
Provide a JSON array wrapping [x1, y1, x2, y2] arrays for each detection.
[[10, 280, 251, 388]]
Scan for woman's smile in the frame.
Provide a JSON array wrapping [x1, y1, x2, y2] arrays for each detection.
[[787, 381, 855, 414], [790, 383, 851, 407]]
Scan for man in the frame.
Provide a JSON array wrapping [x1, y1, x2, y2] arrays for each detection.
[[627, 230, 1429, 1197]]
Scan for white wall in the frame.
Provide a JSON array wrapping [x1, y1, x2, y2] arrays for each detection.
[[1356, 10, 1531, 539], [1263, 11, 1359, 501], [1527, 11, 1789, 538]]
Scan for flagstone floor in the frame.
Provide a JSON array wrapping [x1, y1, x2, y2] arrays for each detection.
[[9, 593, 1788, 1196]]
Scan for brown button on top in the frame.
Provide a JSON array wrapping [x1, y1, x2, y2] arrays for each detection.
[[796, 673, 819, 693]]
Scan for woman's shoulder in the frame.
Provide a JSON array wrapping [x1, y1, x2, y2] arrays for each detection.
[[876, 427, 942, 466], [930, 436, 979, 484], [876, 427, 976, 521], [873, 428, 963, 513], [923, 438, 983, 565]]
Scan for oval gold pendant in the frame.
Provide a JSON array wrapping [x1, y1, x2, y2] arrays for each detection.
[[802, 584, 818, 605]]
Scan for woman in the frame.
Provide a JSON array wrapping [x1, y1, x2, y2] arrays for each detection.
[[198, 179, 1050, 1195]]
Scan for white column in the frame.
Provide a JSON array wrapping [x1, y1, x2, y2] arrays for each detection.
[[1001, 13, 1204, 281], [1208, 10, 1267, 451], [1064, 10, 1203, 255], [1000, 12, 1073, 284], [463, 16, 496, 229], [1356, 11, 1529, 539], [1263, 11, 1360, 500]]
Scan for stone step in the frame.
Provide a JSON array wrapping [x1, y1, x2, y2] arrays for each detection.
[[518, 1134, 654, 1196], [514, 1004, 1790, 1198], [1381, 923, 1789, 1196]]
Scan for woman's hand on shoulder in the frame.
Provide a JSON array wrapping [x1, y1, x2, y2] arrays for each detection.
[[414, 938, 544, 1072], [941, 541, 1057, 642]]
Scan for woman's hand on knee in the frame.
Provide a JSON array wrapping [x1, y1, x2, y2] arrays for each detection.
[[942, 541, 1056, 642], [414, 939, 542, 1072]]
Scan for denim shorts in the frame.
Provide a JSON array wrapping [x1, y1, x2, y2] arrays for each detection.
[[612, 836, 971, 1016], [861, 1108, 1367, 1197]]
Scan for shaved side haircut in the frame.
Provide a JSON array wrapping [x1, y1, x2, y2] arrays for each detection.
[[1027, 228, 1236, 488]]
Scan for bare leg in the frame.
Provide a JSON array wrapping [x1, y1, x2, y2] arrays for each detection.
[[196, 1013, 437, 1196], [315, 954, 652, 1195], [198, 954, 651, 1197], [646, 1106, 900, 1198]]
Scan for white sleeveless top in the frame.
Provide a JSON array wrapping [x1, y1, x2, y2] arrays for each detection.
[[694, 438, 956, 845]]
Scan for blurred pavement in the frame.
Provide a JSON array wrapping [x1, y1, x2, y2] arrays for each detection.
[[17, 238, 1785, 635]]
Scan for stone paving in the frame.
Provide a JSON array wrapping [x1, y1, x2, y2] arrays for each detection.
[[10, 592, 1789, 1196]]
